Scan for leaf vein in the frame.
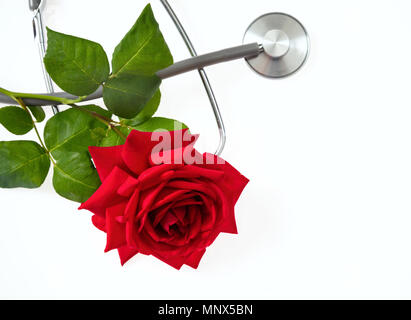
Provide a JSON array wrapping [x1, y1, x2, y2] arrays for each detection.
[[110, 28, 157, 78], [49, 127, 90, 152], [61, 46, 101, 85], [0, 153, 47, 176], [54, 165, 98, 190]]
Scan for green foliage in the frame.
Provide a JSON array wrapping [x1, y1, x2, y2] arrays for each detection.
[[111, 4, 173, 77], [103, 4, 173, 118], [121, 89, 161, 126], [44, 107, 107, 202], [99, 127, 131, 147], [43, 4, 172, 120], [0, 141, 50, 188], [44, 28, 110, 96], [132, 117, 188, 132], [0, 4, 191, 205], [28, 106, 46, 122], [79, 104, 112, 119], [103, 73, 161, 118], [0, 106, 33, 135]]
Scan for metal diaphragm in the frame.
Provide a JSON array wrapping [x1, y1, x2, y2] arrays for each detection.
[[243, 12, 310, 78]]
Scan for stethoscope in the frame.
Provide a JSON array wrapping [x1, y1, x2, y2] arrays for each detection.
[[0, 0, 310, 156]]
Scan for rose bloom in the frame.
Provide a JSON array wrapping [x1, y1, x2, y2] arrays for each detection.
[[79, 129, 248, 269]]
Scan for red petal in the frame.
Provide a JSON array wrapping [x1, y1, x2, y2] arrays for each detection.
[[201, 153, 249, 204], [152, 252, 186, 270], [152, 248, 206, 270], [186, 206, 202, 241], [91, 215, 106, 232], [219, 215, 238, 234], [124, 189, 140, 247], [160, 212, 179, 234], [79, 166, 130, 216], [173, 165, 225, 181], [149, 189, 192, 212], [117, 246, 139, 266], [136, 181, 168, 232], [89, 145, 125, 182], [122, 129, 192, 175], [105, 202, 127, 252], [184, 249, 206, 269], [166, 180, 217, 200], [198, 196, 217, 232], [150, 143, 202, 166], [152, 202, 176, 228], [117, 175, 139, 198], [206, 182, 237, 234], [137, 164, 182, 191]]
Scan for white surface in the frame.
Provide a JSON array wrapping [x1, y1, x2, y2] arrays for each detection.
[[1, 0, 411, 299]]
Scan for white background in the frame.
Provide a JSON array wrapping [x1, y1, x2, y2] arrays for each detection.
[[1, 0, 411, 299]]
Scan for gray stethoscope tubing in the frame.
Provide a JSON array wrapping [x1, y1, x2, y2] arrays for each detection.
[[29, 0, 59, 115], [0, 42, 261, 101], [159, 0, 227, 156], [157, 43, 262, 79], [1, 0, 309, 156]]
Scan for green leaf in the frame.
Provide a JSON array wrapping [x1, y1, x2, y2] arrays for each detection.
[[44, 28, 110, 96], [91, 127, 109, 141], [110, 4, 173, 77], [103, 4, 173, 119], [44, 107, 108, 203], [121, 89, 161, 126], [99, 116, 187, 146], [131, 117, 188, 132], [0, 140, 50, 188], [103, 73, 161, 118], [99, 127, 131, 147], [79, 104, 112, 119], [0, 106, 33, 135], [52, 155, 98, 203], [28, 106, 46, 122]]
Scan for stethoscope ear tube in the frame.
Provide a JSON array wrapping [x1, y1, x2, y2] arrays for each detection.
[[159, 0, 227, 156], [30, 0, 59, 114], [28, 0, 42, 11], [0, 42, 261, 104], [156, 43, 261, 79]]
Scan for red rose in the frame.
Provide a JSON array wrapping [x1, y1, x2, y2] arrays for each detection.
[[79, 129, 248, 269]]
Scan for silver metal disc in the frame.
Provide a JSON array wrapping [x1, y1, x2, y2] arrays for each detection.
[[243, 13, 309, 78]]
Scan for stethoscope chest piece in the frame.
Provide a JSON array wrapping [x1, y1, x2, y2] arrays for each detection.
[[243, 12, 310, 78]]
